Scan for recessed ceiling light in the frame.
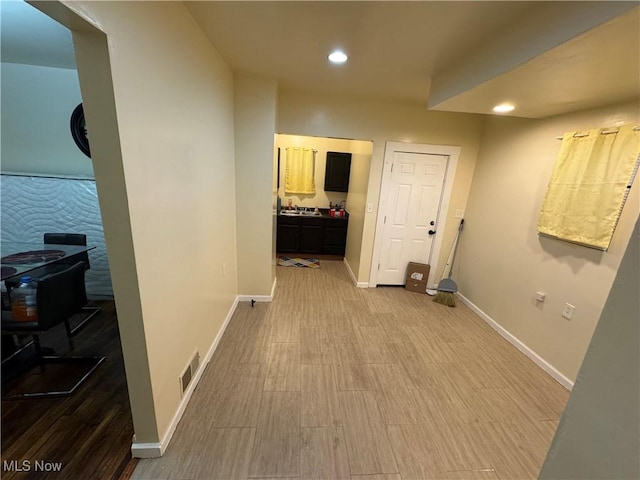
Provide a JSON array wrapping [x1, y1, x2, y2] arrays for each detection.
[[328, 50, 348, 64], [493, 104, 515, 113]]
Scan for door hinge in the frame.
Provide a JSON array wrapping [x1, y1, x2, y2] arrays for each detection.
[[391, 164, 394, 172], [378, 263, 380, 270], [384, 216, 387, 224]]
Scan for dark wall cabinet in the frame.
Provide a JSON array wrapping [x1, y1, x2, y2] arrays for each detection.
[[277, 214, 349, 256], [324, 151, 352, 192]]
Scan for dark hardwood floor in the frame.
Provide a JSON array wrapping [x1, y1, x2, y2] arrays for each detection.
[[1, 300, 135, 479]]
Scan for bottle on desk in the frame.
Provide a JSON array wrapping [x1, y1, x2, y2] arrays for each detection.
[[11, 276, 38, 322]]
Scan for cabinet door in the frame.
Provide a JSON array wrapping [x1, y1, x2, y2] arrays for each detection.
[[300, 225, 324, 254], [323, 218, 348, 255], [324, 225, 347, 245], [299, 218, 324, 254], [324, 152, 352, 192], [277, 218, 300, 253]]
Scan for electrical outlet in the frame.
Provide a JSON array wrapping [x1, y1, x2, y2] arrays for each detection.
[[455, 209, 464, 219], [535, 291, 546, 302], [561, 303, 575, 320], [367, 203, 373, 213]]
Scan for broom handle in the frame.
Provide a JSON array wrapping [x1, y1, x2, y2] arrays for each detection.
[[447, 219, 464, 278], [440, 235, 455, 281]]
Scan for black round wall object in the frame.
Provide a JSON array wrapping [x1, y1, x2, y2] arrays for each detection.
[[70, 103, 91, 158]]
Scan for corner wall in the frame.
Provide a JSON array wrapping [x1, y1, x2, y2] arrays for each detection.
[[458, 101, 639, 382], [539, 216, 639, 479], [51, 0, 238, 450], [235, 74, 277, 296]]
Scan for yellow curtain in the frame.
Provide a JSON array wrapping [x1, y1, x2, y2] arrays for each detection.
[[285, 147, 316, 194], [537, 124, 640, 250]]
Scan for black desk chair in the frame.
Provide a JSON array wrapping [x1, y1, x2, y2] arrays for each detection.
[[44, 233, 91, 267], [1, 262, 105, 399], [5, 233, 101, 335]]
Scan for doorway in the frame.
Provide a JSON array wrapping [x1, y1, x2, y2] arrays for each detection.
[[370, 142, 460, 288], [274, 134, 373, 282]]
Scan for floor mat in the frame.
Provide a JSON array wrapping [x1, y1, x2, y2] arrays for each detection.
[[277, 257, 320, 268]]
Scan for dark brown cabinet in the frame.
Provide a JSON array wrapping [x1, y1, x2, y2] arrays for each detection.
[[277, 212, 348, 255], [324, 152, 352, 192], [323, 224, 348, 255], [300, 217, 324, 254], [276, 216, 300, 253]]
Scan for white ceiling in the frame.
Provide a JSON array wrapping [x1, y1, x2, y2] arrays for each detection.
[[185, 1, 538, 104], [3, 1, 639, 119]]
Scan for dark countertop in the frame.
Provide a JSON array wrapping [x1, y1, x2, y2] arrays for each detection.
[[278, 208, 348, 219]]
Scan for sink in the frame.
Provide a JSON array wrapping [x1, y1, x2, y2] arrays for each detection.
[[280, 210, 322, 216]]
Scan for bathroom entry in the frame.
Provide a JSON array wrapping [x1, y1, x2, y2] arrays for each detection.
[[372, 142, 459, 287]]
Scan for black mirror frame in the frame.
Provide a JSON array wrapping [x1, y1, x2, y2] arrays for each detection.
[[70, 103, 91, 158]]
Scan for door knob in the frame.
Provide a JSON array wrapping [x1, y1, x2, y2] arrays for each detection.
[[428, 220, 436, 235]]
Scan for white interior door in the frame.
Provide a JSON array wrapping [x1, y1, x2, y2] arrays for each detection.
[[376, 150, 447, 285]]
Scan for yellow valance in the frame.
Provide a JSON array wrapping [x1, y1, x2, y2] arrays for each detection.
[[537, 124, 639, 250]]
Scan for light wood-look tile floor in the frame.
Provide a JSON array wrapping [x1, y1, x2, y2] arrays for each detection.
[[133, 260, 569, 480]]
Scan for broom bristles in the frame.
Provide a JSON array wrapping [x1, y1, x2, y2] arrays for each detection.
[[433, 291, 456, 307]]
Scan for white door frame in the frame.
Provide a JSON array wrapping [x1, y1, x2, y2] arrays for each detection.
[[369, 142, 460, 288]]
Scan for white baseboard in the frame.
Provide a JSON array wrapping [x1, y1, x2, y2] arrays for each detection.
[[237, 295, 272, 302], [129, 441, 162, 459], [131, 295, 240, 458], [237, 277, 277, 303], [343, 257, 369, 288], [457, 292, 574, 391]]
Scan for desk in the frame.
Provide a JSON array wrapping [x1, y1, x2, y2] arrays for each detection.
[[1, 242, 95, 281]]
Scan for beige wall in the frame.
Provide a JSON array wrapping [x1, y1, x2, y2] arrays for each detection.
[[277, 89, 485, 284], [275, 134, 368, 210], [344, 139, 373, 282], [458, 101, 639, 382], [540, 217, 639, 479], [235, 74, 277, 296], [70, 18, 159, 446], [55, 0, 238, 447], [31, 2, 637, 459]]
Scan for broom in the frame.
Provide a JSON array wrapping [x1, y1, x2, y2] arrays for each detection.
[[433, 219, 464, 307]]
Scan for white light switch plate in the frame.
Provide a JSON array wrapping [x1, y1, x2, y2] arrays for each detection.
[[562, 303, 575, 320]]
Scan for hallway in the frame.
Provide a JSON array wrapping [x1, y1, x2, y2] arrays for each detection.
[[133, 260, 568, 479]]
